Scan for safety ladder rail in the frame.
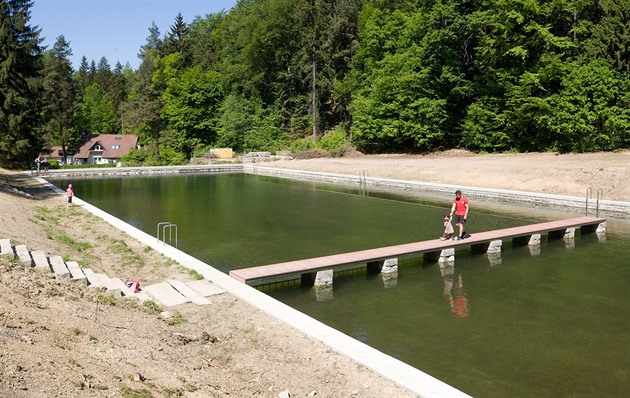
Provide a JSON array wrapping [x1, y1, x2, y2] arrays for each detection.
[[156, 221, 178, 248], [585, 187, 603, 217]]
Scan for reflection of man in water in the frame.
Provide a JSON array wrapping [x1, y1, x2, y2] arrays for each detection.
[[452, 274, 469, 318], [443, 272, 469, 318]]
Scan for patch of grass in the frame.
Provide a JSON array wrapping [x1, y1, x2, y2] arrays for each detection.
[[98, 294, 117, 306], [72, 327, 83, 336], [121, 386, 152, 398], [120, 253, 145, 269], [143, 246, 152, 253], [89, 335, 98, 342], [166, 313, 187, 326], [143, 300, 162, 315], [57, 234, 92, 251], [68, 358, 81, 367], [34, 206, 60, 223], [108, 238, 131, 254], [187, 270, 204, 280]]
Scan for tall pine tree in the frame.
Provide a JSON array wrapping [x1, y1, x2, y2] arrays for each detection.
[[41, 35, 79, 160], [0, 0, 43, 168]]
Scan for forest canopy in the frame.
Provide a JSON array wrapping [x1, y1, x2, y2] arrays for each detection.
[[1, 0, 629, 168]]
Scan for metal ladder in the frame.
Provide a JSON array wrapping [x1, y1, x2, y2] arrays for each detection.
[[157, 222, 178, 248], [585, 187, 602, 217]]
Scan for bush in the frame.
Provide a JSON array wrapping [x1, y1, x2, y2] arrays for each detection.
[[292, 148, 327, 159]]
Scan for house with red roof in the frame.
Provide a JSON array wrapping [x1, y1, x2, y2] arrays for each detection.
[[48, 134, 139, 165]]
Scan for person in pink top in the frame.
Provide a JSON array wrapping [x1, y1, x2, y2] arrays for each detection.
[[66, 184, 74, 207], [449, 189, 470, 240]]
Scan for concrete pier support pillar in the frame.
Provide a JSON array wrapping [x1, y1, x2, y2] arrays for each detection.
[[596, 222, 606, 242], [314, 270, 333, 287], [485, 240, 502, 266], [529, 234, 541, 246], [438, 248, 455, 263], [563, 227, 576, 240], [382, 258, 398, 273], [367, 258, 398, 274], [596, 222, 606, 233], [564, 227, 576, 249], [486, 240, 502, 254], [528, 234, 541, 256]]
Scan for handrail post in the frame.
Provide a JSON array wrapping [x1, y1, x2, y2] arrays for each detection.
[[596, 188, 603, 217], [585, 187, 592, 216], [157, 221, 171, 243]]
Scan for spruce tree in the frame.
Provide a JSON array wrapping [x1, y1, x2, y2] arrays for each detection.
[[41, 35, 79, 160], [0, 0, 43, 168]]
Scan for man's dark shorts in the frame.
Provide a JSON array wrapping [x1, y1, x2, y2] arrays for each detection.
[[455, 215, 466, 224]]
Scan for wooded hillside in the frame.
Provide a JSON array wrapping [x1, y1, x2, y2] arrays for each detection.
[[2, 0, 629, 168]]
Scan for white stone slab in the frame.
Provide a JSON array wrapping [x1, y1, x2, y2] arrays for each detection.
[[104, 277, 127, 294], [49, 255, 69, 277], [0, 238, 13, 257], [85, 271, 107, 288], [144, 282, 190, 307], [167, 279, 211, 305], [15, 245, 32, 265], [186, 279, 225, 297], [66, 261, 87, 281], [31, 250, 50, 271]]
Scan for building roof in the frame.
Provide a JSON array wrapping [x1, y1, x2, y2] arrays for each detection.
[[74, 134, 138, 159]]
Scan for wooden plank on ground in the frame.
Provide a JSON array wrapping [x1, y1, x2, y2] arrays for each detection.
[[49, 255, 69, 277], [0, 238, 13, 257], [143, 282, 190, 307], [167, 279, 211, 305]]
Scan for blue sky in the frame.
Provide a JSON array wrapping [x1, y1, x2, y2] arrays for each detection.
[[30, 0, 237, 70]]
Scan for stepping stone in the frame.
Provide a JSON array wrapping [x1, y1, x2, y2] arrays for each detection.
[[168, 279, 211, 305], [31, 250, 51, 272], [66, 261, 87, 282], [143, 282, 190, 307], [186, 279, 225, 297], [85, 270, 108, 288], [49, 255, 70, 277], [103, 277, 127, 294], [0, 238, 13, 257], [15, 245, 32, 265]]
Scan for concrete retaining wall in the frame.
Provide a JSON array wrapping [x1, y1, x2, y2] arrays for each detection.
[[244, 164, 630, 219]]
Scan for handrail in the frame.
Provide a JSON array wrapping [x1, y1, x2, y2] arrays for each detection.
[[157, 222, 171, 243], [157, 221, 178, 248], [585, 187, 603, 217]]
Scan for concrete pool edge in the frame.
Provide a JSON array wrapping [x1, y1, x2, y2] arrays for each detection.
[[37, 176, 472, 398], [245, 164, 630, 219]]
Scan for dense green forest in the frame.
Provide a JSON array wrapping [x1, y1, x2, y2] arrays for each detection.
[[1, 0, 629, 168]]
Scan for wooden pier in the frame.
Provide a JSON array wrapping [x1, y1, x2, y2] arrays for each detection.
[[229, 216, 606, 286]]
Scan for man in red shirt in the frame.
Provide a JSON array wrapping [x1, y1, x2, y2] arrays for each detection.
[[449, 189, 469, 240]]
